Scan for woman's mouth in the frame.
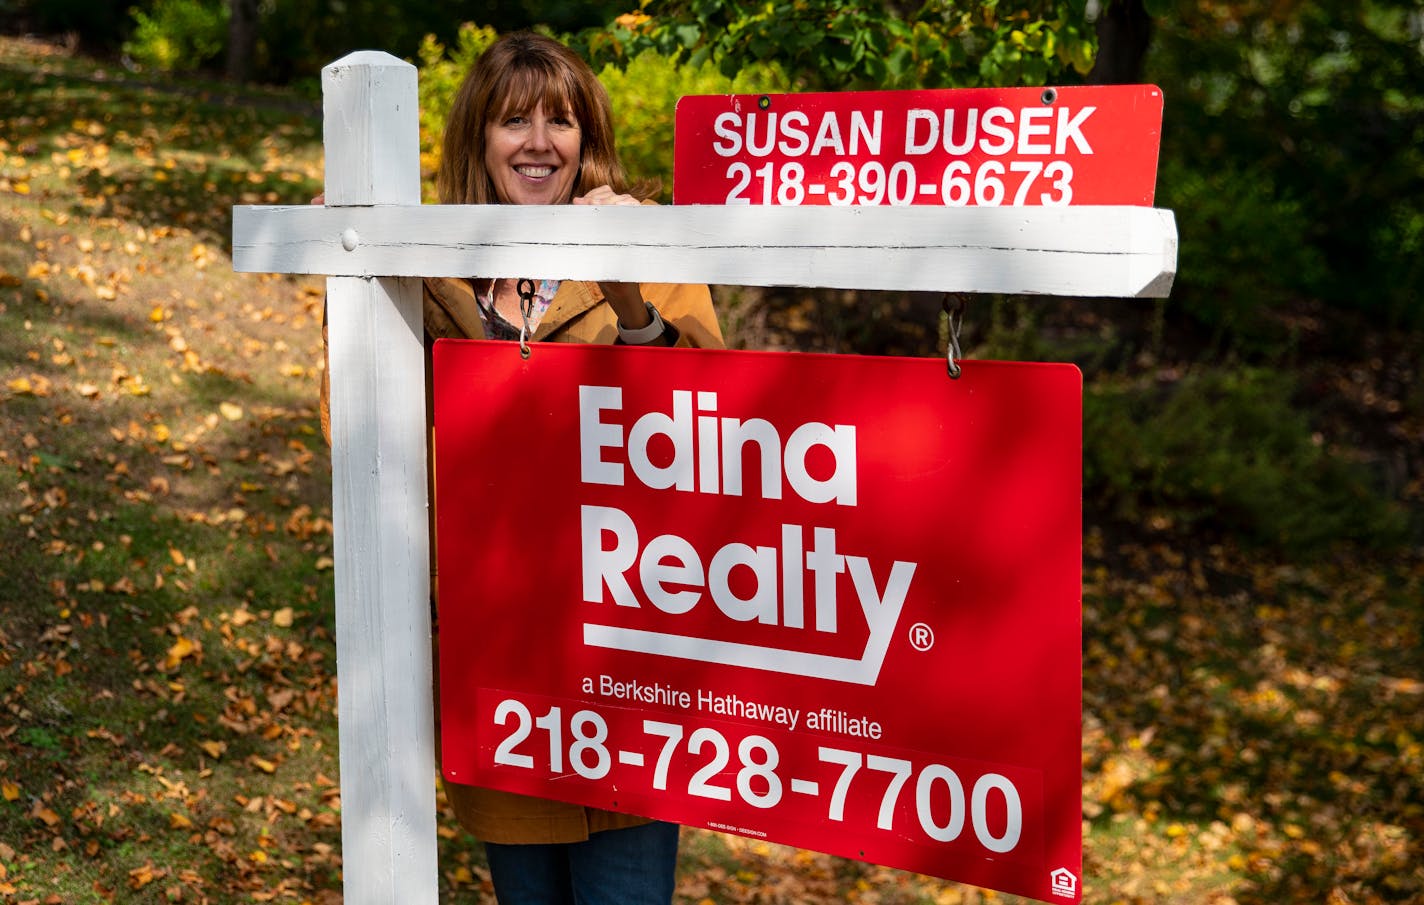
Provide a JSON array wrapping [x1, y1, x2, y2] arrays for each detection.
[[515, 165, 554, 178]]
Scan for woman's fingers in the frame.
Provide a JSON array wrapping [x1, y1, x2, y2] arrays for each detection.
[[572, 185, 639, 206]]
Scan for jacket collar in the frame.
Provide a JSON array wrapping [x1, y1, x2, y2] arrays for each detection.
[[423, 276, 603, 343]]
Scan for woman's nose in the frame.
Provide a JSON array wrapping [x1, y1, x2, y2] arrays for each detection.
[[525, 120, 551, 151]]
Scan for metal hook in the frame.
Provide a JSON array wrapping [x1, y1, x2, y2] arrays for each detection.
[[942, 294, 966, 379], [517, 278, 536, 359]]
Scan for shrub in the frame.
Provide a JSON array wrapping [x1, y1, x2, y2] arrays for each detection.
[[1084, 367, 1409, 551], [598, 50, 787, 200], [122, 0, 228, 72], [1156, 157, 1328, 348]]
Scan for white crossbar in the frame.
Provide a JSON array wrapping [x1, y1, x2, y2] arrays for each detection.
[[233, 203, 1177, 297]]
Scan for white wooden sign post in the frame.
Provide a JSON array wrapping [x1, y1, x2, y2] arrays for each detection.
[[232, 51, 1176, 904]]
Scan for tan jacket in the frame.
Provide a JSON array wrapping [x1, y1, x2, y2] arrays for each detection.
[[321, 276, 723, 844]]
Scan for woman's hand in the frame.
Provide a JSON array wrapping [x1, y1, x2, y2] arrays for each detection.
[[571, 185, 640, 208], [573, 185, 653, 330]]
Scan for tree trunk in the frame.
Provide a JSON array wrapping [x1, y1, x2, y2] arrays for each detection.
[[1088, 0, 1152, 85], [226, 0, 259, 83]]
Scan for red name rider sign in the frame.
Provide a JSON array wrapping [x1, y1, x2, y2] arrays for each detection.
[[434, 343, 1083, 904], [674, 85, 1162, 207]]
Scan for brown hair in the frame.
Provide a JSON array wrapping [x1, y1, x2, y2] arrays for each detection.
[[437, 32, 634, 205]]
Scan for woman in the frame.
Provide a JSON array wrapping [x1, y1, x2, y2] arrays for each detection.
[[429, 31, 721, 905], [322, 29, 719, 905], [425, 31, 722, 352]]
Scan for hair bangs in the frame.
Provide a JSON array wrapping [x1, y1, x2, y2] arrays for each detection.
[[490, 59, 580, 124]]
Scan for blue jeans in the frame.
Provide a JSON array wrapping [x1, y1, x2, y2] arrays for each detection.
[[483, 821, 680, 905]]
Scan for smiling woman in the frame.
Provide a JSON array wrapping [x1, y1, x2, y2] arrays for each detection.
[[438, 31, 625, 208], [340, 28, 724, 905], [483, 104, 582, 206], [423, 31, 723, 348]]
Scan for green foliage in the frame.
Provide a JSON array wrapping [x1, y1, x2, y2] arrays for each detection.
[[1148, 0, 1424, 329], [1084, 369, 1409, 551], [599, 50, 788, 199], [1156, 157, 1327, 345], [576, 0, 1097, 91], [122, 0, 228, 72]]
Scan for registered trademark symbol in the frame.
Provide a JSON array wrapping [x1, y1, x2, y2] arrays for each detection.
[[909, 623, 935, 651]]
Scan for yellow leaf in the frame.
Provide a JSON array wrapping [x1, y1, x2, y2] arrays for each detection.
[[199, 740, 227, 759], [164, 636, 197, 669], [149, 305, 167, 323], [128, 862, 162, 889], [1, 781, 19, 801], [168, 812, 193, 829], [272, 607, 294, 628], [219, 402, 243, 421], [33, 805, 61, 827], [12, 180, 29, 195], [6, 377, 32, 395], [249, 757, 277, 774]]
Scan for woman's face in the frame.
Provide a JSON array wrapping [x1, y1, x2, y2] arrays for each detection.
[[484, 102, 582, 205]]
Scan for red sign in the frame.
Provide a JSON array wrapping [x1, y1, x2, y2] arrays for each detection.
[[674, 85, 1162, 207], [434, 342, 1083, 904]]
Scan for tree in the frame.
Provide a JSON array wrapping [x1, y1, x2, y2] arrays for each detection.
[[226, 0, 258, 82], [578, 0, 1098, 91], [1088, 0, 1150, 84], [1145, 0, 1424, 330]]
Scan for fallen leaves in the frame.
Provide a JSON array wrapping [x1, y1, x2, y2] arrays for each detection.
[[247, 756, 278, 775], [129, 861, 168, 890], [163, 635, 200, 670]]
